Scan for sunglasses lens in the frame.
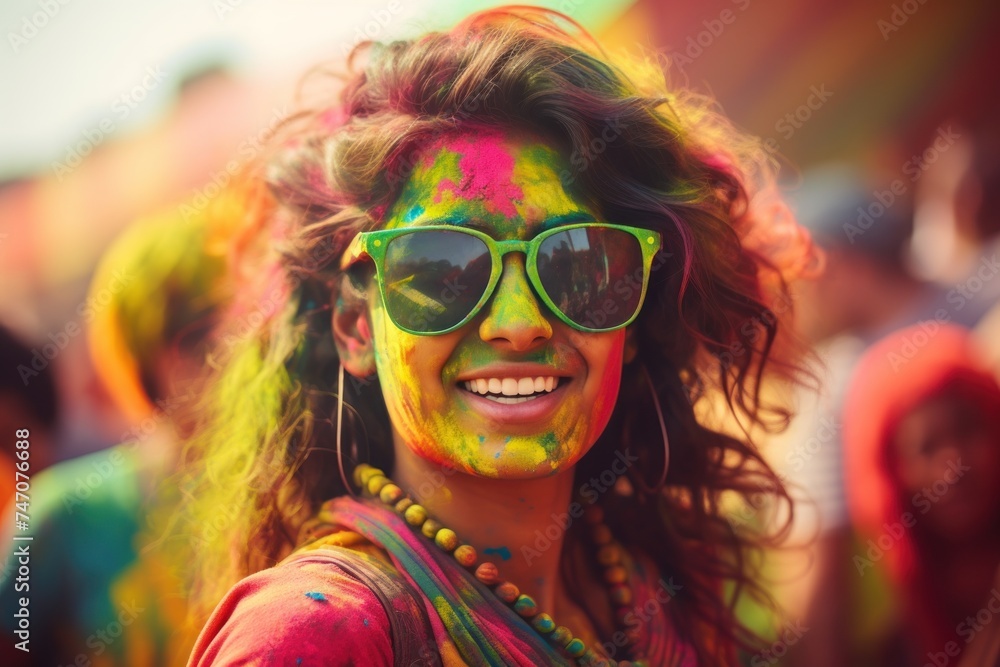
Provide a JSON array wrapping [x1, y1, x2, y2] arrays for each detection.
[[536, 227, 646, 329], [383, 230, 492, 332]]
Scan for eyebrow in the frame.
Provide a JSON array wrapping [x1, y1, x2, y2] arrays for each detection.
[[417, 211, 596, 236]]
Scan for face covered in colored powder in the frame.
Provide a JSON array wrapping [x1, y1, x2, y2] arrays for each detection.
[[364, 127, 629, 478]]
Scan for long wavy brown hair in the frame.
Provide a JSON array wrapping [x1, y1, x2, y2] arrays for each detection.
[[173, 7, 822, 665]]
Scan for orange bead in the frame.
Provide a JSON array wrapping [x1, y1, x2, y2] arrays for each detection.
[[604, 565, 628, 585], [597, 544, 621, 566], [495, 582, 519, 604], [583, 504, 604, 525], [454, 544, 477, 567], [591, 524, 612, 546], [475, 562, 500, 585]]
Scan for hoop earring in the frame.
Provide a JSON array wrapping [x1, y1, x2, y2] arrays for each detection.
[[635, 363, 669, 494], [336, 362, 359, 497]]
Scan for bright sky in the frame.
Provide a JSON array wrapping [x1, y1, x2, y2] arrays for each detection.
[[0, 0, 630, 180]]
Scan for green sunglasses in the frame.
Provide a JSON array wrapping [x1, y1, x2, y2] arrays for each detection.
[[340, 222, 662, 335]]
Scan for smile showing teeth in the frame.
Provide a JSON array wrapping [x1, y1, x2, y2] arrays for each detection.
[[461, 376, 560, 403]]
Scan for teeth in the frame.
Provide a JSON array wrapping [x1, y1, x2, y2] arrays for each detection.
[[461, 376, 561, 397]]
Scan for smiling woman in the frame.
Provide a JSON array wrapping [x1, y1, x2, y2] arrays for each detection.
[[174, 6, 821, 667]]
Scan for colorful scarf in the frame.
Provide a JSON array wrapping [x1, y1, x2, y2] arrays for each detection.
[[297, 495, 696, 666]]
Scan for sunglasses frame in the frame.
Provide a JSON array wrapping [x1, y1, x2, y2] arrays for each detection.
[[340, 222, 663, 335]]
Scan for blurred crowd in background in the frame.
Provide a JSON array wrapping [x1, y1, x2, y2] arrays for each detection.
[[1, 0, 999, 665]]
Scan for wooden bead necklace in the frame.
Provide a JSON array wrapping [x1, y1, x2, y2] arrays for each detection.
[[354, 464, 648, 667]]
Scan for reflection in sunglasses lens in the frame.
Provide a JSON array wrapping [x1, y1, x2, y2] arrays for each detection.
[[384, 231, 492, 332]]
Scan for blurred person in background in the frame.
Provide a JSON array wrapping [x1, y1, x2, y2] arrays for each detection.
[[0, 324, 62, 534], [0, 183, 244, 666], [842, 323, 1000, 666], [762, 164, 939, 667], [907, 122, 1000, 368]]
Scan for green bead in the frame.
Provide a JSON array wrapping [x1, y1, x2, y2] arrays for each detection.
[[549, 626, 572, 646], [565, 638, 586, 657], [513, 594, 537, 617], [531, 613, 555, 634]]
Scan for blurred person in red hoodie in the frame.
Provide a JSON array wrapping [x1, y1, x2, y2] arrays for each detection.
[[843, 323, 1000, 666]]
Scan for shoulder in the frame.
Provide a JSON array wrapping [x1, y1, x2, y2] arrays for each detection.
[[188, 548, 409, 667]]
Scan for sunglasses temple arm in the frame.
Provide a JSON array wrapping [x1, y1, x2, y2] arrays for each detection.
[[340, 234, 368, 271]]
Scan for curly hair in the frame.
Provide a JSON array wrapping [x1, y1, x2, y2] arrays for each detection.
[[173, 7, 822, 665]]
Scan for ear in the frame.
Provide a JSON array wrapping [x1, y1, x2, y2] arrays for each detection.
[[331, 275, 377, 378], [623, 324, 639, 364]]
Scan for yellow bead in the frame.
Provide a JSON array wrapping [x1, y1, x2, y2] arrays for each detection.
[[394, 497, 413, 514], [421, 519, 442, 539], [404, 504, 427, 527], [366, 475, 389, 496], [379, 483, 404, 505], [353, 465, 384, 488], [531, 613, 555, 633], [454, 544, 477, 567], [434, 528, 459, 552]]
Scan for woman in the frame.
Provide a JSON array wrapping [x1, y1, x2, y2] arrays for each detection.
[[842, 323, 1000, 666], [180, 7, 820, 666]]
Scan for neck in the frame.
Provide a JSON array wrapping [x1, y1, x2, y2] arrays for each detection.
[[391, 441, 576, 614]]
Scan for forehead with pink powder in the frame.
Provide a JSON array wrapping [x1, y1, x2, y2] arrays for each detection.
[[383, 126, 588, 235]]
